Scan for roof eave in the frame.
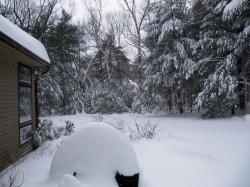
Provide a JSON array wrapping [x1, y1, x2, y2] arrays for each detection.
[[0, 31, 50, 67]]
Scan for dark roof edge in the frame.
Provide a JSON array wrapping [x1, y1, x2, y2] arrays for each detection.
[[0, 31, 50, 66]]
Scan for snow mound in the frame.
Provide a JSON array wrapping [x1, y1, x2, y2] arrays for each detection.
[[0, 15, 50, 63], [59, 175, 84, 187], [244, 114, 250, 122], [50, 122, 139, 186]]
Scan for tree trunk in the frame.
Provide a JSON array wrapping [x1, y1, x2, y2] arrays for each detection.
[[231, 106, 235, 115], [238, 78, 246, 111], [177, 90, 183, 114], [237, 58, 246, 111], [167, 89, 172, 112]]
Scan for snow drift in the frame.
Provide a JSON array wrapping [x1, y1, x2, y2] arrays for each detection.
[[50, 122, 139, 187]]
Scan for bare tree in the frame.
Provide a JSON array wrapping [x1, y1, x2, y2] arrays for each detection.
[[119, 0, 154, 83], [0, 0, 61, 39], [81, 0, 131, 87], [0, 0, 12, 17], [82, 0, 114, 84], [83, 0, 104, 50], [106, 12, 128, 46]]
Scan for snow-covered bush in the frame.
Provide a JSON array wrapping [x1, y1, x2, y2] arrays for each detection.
[[33, 130, 42, 148], [53, 126, 65, 140], [83, 79, 136, 114], [33, 119, 75, 147], [83, 81, 125, 114], [128, 121, 159, 141], [37, 119, 54, 142], [64, 120, 75, 136], [92, 114, 104, 122], [50, 123, 139, 187]]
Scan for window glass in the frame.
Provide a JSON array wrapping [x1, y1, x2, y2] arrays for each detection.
[[18, 65, 33, 144], [20, 125, 32, 144], [19, 65, 31, 83], [19, 86, 32, 123]]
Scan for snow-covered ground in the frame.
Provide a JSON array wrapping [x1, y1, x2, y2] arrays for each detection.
[[2, 113, 250, 187]]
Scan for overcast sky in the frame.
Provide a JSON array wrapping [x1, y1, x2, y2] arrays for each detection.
[[62, 0, 122, 22], [61, 0, 142, 59]]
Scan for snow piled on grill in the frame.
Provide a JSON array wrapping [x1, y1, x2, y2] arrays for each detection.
[[49, 122, 139, 187]]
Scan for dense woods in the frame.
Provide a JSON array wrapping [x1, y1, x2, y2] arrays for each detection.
[[1, 0, 250, 118]]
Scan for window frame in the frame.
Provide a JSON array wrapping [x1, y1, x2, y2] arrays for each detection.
[[18, 63, 33, 146]]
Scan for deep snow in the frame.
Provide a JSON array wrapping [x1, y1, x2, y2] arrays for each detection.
[[1, 113, 250, 187]]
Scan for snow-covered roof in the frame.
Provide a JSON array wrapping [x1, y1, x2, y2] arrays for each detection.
[[0, 14, 50, 64]]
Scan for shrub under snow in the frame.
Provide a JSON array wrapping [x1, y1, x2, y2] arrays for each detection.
[[33, 119, 75, 147], [128, 121, 159, 141]]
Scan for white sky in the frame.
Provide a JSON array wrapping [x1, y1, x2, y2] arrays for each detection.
[[62, 0, 122, 22], [61, 0, 141, 60]]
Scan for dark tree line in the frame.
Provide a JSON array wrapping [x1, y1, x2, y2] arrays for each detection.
[[1, 0, 250, 118]]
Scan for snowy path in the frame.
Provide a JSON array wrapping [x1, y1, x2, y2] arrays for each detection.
[[4, 113, 250, 187]]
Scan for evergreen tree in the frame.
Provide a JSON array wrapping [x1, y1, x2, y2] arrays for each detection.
[[89, 35, 129, 83], [144, 0, 194, 113], [38, 10, 81, 115], [8, 0, 249, 117], [194, 0, 250, 117], [83, 34, 133, 113], [222, 0, 250, 111]]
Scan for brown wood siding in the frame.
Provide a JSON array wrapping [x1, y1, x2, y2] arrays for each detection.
[[0, 40, 38, 171]]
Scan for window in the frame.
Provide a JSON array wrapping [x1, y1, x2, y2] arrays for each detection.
[[19, 65, 32, 144], [20, 125, 32, 145]]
